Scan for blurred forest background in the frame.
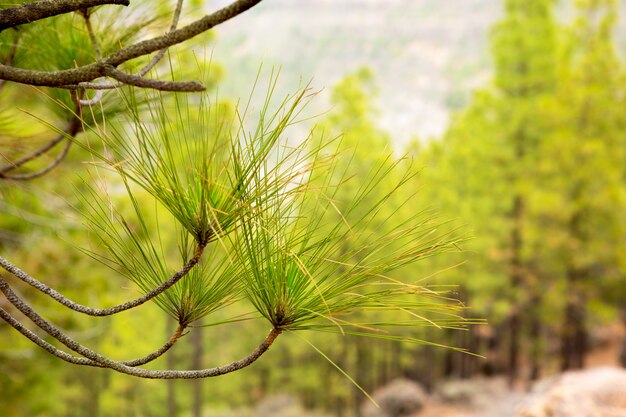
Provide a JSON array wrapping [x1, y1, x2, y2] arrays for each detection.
[[1, 0, 626, 417]]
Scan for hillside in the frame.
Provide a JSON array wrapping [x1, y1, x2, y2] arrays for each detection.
[[211, 0, 626, 144]]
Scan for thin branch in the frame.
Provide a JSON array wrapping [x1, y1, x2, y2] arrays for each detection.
[[0, 305, 94, 365], [78, 0, 186, 93], [78, 89, 104, 106], [0, 279, 281, 379], [77, 6, 105, 104], [138, 0, 185, 77], [0, 306, 186, 367], [81, 8, 102, 60], [102, 65, 205, 92], [0, 115, 81, 176], [1, 135, 73, 180], [0, 0, 263, 88], [0, 29, 20, 92], [0, 243, 206, 316], [0, 0, 130, 32], [123, 325, 186, 367]]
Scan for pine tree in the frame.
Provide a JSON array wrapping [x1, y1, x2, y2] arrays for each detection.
[[490, 0, 559, 383], [534, 0, 626, 370]]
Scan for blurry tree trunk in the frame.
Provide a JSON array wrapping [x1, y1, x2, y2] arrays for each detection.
[[456, 287, 473, 379], [465, 325, 480, 378], [390, 340, 402, 380], [167, 320, 178, 417], [481, 322, 501, 376], [333, 341, 348, 417], [423, 346, 436, 392], [560, 204, 588, 370], [560, 271, 587, 370], [352, 338, 369, 417], [508, 174, 525, 386], [528, 291, 543, 382], [490, 0, 557, 387], [192, 325, 204, 417], [443, 330, 455, 378], [619, 306, 626, 368]]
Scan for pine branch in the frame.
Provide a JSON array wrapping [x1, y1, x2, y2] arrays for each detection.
[[0, 279, 281, 379], [0, 243, 205, 316], [78, 0, 186, 94], [101, 65, 205, 92], [0, 116, 81, 176], [0, 136, 72, 180], [0, 0, 263, 89], [0, 306, 186, 367], [0, 0, 130, 31], [0, 29, 19, 92]]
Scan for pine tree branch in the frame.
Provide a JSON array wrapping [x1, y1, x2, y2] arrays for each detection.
[[0, 136, 72, 180], [0, 29, 19, 92], [0, 279, 281, 379], [0, 243, 206, 316], [136, 0, 184, 77], [0, 305, 96, 365], [0, 306, 186, 367], [77, 0, 185, 97], [0, 116, 81, 178], [0, 0, 130, 32], [0, 109, 81, 180], [101, 65, 205, 92], [0, 0, 263, 88], [122, 325, 186, 367]]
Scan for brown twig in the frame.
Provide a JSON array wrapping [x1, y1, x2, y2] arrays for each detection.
[[0, 136, 73, 180], [0, 306, 186, 368], [0, 279, 281, 379], [0, 110, 81, 177], [0, 243, 206, 316], [0, 0, 263, 89], [0, 92, 82, 179], [0, 0, 130, 32], [0, 29, 20, 92], [78, 0, 186, 94], [80, 8, 102, 60], [102, 65, 205, 92]]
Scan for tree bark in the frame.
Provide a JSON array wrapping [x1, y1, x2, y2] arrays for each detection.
[[191, 325, 204, 417], [167, 320, 178, 417], [560, 210, 588, 371], [619, 307, 626, 368], [529, 292, 543, 381], [508, 194, 525, 386]]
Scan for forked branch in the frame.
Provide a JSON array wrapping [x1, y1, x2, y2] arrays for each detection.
[[0, 0, 130, 31], [0, 279, 281, 379], [102, 65, 205, 92], [0, 306, 186, 367], [0, 115, 81, 179], [0, 243, 206, 316], [0, 0, 263, 89]]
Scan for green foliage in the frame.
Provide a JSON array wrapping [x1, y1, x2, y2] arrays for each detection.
[[68, 70, 468, 339], [3, 0, 625, 415], [236, 145, 461, 334], [410, 0, 626, 377], [94, 84, 310, 246]]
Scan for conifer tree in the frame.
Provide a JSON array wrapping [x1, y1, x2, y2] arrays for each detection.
[[535, 0, 626, 370], [490, 0, 558, 382]]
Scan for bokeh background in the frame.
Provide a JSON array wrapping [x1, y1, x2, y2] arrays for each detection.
[[1, 0, 626, 416]]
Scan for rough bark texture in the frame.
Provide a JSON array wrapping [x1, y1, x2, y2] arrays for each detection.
[[0, 0, 129, 31], [0, 243, 205, 316], [0, 277, 281, 379], [0, 0, 263, 88]]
